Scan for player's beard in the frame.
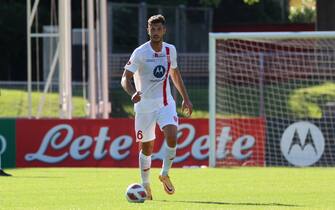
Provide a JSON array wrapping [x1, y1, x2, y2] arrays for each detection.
[[150, 35, 163, 44]]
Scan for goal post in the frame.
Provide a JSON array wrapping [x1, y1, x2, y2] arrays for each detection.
[[209, 31, 335, 168], [209, 33, 216, 168]]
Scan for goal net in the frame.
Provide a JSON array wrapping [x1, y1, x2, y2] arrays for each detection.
[[209, 32, 335, 167]]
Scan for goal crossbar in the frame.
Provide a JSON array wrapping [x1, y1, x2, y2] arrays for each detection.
[[209, 31, 335, 40]]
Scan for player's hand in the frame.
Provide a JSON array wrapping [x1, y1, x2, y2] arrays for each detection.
[[182, 99, 193, 117], [131, 91, 142, 103]]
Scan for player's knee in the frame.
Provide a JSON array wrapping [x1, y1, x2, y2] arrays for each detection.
[[141, 142, 154, 155], [141, 148, 153, 156], [166, 137, 177, 148]]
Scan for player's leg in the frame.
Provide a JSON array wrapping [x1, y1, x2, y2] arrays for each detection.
[[135, 112, 157, 200], [157, 102, 178, 195], [139, 140, 154, 200], [161, 125, 177, 176], [158, 124, 177, 195]]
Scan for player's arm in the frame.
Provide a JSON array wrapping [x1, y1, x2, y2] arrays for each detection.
[[121, 70, 141, 103], [169, 68, 193, 116]]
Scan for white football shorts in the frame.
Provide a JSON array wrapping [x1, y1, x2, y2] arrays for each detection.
[[135, 101, 178, 142]]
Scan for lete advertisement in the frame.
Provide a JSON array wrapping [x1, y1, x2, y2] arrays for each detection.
[[16, 118, 265, 167]]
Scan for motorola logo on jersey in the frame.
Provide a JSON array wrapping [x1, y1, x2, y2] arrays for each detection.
[[153, 65, 166, 78], [280, 121, 325, 167]]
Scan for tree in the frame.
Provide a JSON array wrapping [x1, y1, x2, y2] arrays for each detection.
[[199, 0, 221, 7], [0, 2, 26, 80], [199, 0, 261, 7], [316, 0, 335, 30], [289, 0, 315, 23], [243, 0, 260, 6], [212, 0, 285, 24]]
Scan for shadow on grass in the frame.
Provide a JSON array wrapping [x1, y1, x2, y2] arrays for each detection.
[[154, 199, 301, 207], [10, 176, 64, 179]]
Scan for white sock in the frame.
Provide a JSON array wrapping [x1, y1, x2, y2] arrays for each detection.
[[139, 151, 151, 185], [160, 145, 176, 176]]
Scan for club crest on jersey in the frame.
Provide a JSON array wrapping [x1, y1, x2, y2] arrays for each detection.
[[153, 65, 166, 78]]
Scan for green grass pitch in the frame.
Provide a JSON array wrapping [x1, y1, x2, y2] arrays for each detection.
[[0, 167, 334, 210]]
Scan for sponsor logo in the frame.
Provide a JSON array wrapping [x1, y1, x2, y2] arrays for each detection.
[[24, 123, 211, 164], [23, 123, 262, 164], [153, 53, 165, 58], [153, 65, 166, 78], [216, 127, 256, 161], [153, 122, 264, 166], [24, 124, 133, 163], [280, 121, 325, 167], [145, 59, 155, 62], [0, 135, 7, 155], [17, 118, 265, 167], [149, 79, 164, 82]]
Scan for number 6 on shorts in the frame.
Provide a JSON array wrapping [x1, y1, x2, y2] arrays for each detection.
[[137, 130, 143, 140]]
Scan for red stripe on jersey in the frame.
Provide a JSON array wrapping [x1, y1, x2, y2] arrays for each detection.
[[163, 47, 171, 106]]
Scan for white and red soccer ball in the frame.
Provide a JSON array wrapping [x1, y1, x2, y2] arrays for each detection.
[[125, 183, 147, 203]]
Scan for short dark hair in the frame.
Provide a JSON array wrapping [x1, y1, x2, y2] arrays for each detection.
[[148, 14, 166, 26]]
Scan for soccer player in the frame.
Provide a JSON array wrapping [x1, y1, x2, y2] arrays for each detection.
[[121, 14, 193, 200]]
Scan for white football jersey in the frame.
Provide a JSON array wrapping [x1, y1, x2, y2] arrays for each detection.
[[124, 41, 178, 113]]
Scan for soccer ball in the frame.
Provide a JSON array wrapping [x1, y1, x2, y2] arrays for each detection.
[[125, 183, 147, 203]]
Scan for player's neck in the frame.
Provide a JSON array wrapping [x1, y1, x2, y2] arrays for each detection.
[[150, 41, 163, 52]]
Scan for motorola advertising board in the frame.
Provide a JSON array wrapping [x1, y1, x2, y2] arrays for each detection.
[[266, 118, 335, 166]]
